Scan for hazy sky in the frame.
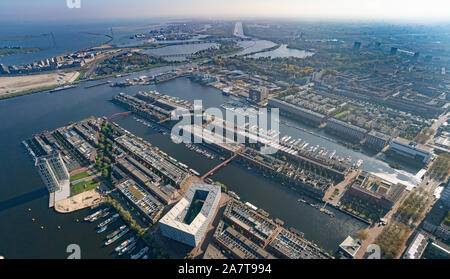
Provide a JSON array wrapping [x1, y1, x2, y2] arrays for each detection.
[[1, 0, 449, 22]]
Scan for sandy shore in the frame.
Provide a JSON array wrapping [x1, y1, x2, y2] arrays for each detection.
[[0, 71, 80, 96]]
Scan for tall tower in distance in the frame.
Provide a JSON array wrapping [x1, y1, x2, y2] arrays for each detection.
[[35, 152, 69, 193]]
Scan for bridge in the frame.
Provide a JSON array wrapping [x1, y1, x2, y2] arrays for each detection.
[[107, 111, 132, 121], [200, 147, 245, 180]]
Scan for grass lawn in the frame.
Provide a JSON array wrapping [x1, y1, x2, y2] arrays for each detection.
[[127, 185, 144, 200], [71, 179, 99, 196], [70, 171, 90, 182]]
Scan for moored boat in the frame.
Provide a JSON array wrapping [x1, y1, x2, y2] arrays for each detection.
[[107, 225, 126, 239], [115, 237, 136, 252], [105, 228, 129, 246], [98, 213, 119, 228], [97, 226, 107, 233]]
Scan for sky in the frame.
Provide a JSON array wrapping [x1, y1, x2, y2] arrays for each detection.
[[1, 0, 449, 23]]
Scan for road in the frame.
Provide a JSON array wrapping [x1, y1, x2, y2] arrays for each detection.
[[426, 112, 449, 145]]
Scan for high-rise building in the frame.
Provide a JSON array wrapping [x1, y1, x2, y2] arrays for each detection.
[[248, 86, 268, 103], [35, 152, 69, 193], [0, 64, 9, 74]]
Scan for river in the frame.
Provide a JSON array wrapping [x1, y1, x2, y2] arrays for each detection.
[[0, 75, 370, 258], [0, 21, 421, 258]]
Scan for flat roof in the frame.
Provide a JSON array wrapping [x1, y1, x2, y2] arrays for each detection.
[[159, 183, 220, 235]]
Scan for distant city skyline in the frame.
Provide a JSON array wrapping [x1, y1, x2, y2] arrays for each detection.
[[1, 0, 449, 23]]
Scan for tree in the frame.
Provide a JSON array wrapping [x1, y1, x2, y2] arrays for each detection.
[[356, 229, 369, 241]]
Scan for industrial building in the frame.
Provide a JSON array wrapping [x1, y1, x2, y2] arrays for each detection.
[[341, 171, 406, 213], [213, 221, 277, 259], [222, 199, 277, 246], [159, 183, 221, 247], [267, 227, 331, 259], [116, 179, 164, 224], [364, 130, 391, 151], [325, 118, 367, 143], [268, 97, 326, 126], [388, 137, 432, 164]]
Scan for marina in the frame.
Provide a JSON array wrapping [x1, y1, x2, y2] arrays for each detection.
[[105, 227, 130, 246], [98, 213, 120, 228], [0, 66, 415, 257]]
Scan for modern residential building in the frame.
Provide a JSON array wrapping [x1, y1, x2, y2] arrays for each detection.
[[248, 86, 268, 103], [35, 152, 70, 193], [403, 233, 429, 259], [388, 137, 432, 164], [422, 201, 450, 241], [35, 152, 71, 202], [159, 183, 221, 247], [441, 185, 450, 207], [0, 64, 10, 74], [338, 236, 361, 259]]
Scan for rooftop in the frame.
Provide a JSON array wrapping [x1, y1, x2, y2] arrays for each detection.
[[159, 183, 220, 235]]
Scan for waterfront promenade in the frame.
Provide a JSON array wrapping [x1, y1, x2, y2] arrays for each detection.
[[54, 188, 103, 213]]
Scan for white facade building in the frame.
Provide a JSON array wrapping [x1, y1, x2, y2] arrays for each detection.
[[35, 153, 70, 199], [388, 137, 432, 164], [159, 183, 221, 247]]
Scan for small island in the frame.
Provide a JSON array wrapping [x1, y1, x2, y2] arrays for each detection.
[[0, 46, 42, 56]]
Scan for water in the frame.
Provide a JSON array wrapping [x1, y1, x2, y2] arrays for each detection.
[[0, 20, 167, 66], [249, 44, 314, 59], [0, 21, 419, 257], [233, 39, 277, 56], [141, 43, 219, 61], [0, 74, 369, 257]]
